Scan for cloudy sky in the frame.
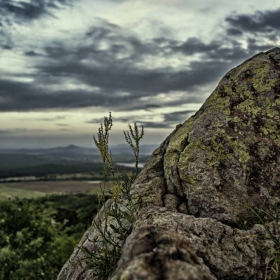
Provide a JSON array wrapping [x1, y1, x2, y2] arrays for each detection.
[[0, 0, 280, 149]]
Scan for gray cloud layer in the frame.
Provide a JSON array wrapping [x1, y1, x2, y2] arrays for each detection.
[[87, 110, 198, 129], [226, 8, 280, 33], [0, 6, 279, 119], [0, 0, 73, 21]]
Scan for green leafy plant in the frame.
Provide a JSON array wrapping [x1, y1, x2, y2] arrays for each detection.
[[0, 196, 86, 280], [237, 200, 280, 279], [79, 112, 144, 279], [0, 193, 102, 280]]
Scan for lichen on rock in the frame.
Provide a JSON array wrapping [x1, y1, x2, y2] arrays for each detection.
[[58, 48, 280, 280]]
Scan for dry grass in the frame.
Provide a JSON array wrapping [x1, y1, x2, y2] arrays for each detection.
[[0, 180, 111, 200]]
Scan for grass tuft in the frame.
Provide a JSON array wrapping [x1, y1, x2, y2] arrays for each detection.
[[237, 200, 280, 279], [78, 113, 144, 279]]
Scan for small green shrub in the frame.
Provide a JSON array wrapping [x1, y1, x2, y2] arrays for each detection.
[[0, 193, 101, 280], [79, 112, 144, 279], [0, 199, 74, 280]]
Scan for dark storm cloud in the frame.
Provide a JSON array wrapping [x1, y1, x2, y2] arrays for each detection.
[[126, 104, 162, 111], [0, 0, 73, 21], [86, 110, 197, 129], [246, 38, 276, 52], [138, 110, 196, 129], [3, 0, 49, 20], [138, 122, 172, 129], [226, 28, 243, 36], [0, 0, 73, 48], [171, 37, 220, 55], [225, 9, 280, 33], [171, 37, 255, 63], [44, 20, 160, 63], [0, 56, 231, 112], [38, 27, 233, 94], [1, 44, 12, 49], [0, 79, 119, 111], [139, 110, 197, 129], [206, 46, 250, 61], [163, 110, 196, 123], [25, 50, 40, 56]]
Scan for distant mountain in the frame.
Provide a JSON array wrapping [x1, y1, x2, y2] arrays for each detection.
[[0, 145, 98, 155], [109, 144, 157, 155], [45, 145, 98, 155], [0, 144, 157, 156], [0, 144, 157, 177], [56, 145, 80, 149]]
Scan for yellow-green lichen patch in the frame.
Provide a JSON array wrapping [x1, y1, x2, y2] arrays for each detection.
[[269, 111, 280, 120], [233, 116, 244, 123], [178, 139, 214, 185], [258, 144, 271, 159], [260, 120, 278, 137], [138, 177, 165, 207], [163, 118, 195, 190], [210, 128, 252, 164], [273, 134, 280, 147], [166, 118, 195, 153], [203, 89, 231, 116], [237, 59, 277, 90], [238, 150, 251, 163], [252, 65, 278, 93], [236, 98, 261, 117], [218, 59, 278, 120]]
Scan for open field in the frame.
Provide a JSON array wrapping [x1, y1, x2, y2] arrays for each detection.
[[0, 180, 111, 200], [0, 184, 46, 200], [0, 172, 103, 183]]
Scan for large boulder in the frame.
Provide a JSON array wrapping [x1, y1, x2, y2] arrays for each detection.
[[58, 47, 280, 279]]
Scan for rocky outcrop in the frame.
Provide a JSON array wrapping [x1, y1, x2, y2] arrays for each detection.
[[58, 48, 280, 279]]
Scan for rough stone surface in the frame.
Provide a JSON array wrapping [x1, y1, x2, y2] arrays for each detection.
[[58, 48, 280, 280]]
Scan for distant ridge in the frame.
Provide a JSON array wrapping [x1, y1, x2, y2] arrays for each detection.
[[0, 144, 157, 155], [56, 145, 80, 149]]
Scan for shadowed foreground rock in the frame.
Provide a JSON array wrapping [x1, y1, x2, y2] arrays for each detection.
[[58, 48, 280, 279]]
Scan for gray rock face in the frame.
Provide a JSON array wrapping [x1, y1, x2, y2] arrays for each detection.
[[58, 48, 280, 280]]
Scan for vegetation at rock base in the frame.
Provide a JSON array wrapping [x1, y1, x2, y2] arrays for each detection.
[[79, 112, 144, 279], [237, 200, 280, 279], [0, 193, 106, 280]]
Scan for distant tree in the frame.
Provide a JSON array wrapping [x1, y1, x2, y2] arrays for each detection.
[[0, 198, 77, 280]]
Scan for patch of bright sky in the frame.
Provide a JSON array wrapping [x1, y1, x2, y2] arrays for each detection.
[[35, 79, 100, 92], [1, 112, 70, 132], [0, 110, 151, 134], [1, 75, 34, 83], [133, 53, 200, 71], [0, 51, 36, 77]]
